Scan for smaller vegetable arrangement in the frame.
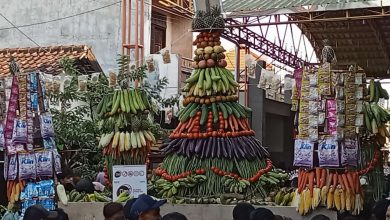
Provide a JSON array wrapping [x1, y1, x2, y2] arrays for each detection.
[[96, 88, 157, 182], [363, 80, 390, 137], [66, 189, 131, 203]]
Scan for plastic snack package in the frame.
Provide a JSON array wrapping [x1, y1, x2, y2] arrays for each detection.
[[346, 114, 356, 126], [335, 87, 345, 100], [0, 124, 4, 150], [299, 100, 309, 112], [336, 100, 345, 113], [309, 115, 318, 128], [291, 99, 299, 111], [344, 126, 356, 139], [91, 72, 100, 84], [53, 149, 62, 174], [336, 127, 345, 140], [337, 114, 345, 127], [356, 101, 363, 113], [355, 87, 363, 99], [336, 72, 345, 86], [52, 76, 61, 94], [43, 137, 56, 150], [319, 83, 331, 96], [4, 77, 12, 89], [318, 112, 326, 125], [309, 87, 319, 101], [63, 75, 73, 88], [318, 138, 340, 167], [18, 153, 37, 180], [299, 113, 309, 124], [78, 75, 88, 92], [341, 139, 358, 167], [293, 139, 314, 167], [308, 128, 318, 142], [309, 74, 317, 87], [30, 72, 38, 92], [108, 71, 118, 87], [327, 99, 336, 111], [355, 73, 363, 85], [345, 92, 357, 104], [12, 119, 27, 144], [298, 124, 309, 137], [346, 103, 357, 115], [40, 115, 55, 138], [355, 114, 364, 127], [309, 101, 319, 114], [7, 154, 18, 180]]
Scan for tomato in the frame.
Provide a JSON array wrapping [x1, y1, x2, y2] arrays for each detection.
[[211, 166, 216, 171], [218, 171, 224, 176], [233, 174, 239, 179]]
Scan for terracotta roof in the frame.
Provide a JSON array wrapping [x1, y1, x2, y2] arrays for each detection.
[[0, 45, 102, 76]]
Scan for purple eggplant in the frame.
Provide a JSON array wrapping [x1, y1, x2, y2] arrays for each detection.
[[210, 137, 216, 158], [215, 137, 221, 158], [219, 138, 228, 158], [205, 139, 213, 158], [195, 139, 203, 154], [201, 139, 207, 158]]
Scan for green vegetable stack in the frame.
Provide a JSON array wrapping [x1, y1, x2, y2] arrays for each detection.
[[150, 11, 288, 202], [96, 76, 157, 182]]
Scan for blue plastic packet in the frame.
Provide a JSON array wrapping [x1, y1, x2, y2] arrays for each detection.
[[7, 154, 17, 180], [40, 115, 55, 138], [30, 73, 38, 92], [53, 149, 62, 174], [18, 153, 37, 180], [31, 92, 38, 111], [43, 137, 56, 150], [12, 119, 27, 144]]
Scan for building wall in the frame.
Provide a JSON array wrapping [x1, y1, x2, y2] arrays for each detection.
[[0, 0, 152, 72], [166, 14, 192, 58]]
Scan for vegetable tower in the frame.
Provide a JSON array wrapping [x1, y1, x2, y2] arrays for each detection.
[[151, 8, 279, 200]]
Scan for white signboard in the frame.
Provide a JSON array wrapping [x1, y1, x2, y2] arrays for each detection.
[[112, 165, 147, 201]]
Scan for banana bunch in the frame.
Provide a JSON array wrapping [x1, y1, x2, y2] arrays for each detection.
[[368, 79, 389, 103], [96, 89, 150, 118], [274, 188, 295, 206], [154, 175, 207, 198], [183, 67, 239, 97], [222, 176, 250, 194], [363, 101, 390, 136], [115, 191, 133, 203], [99, 130, 156, 151]]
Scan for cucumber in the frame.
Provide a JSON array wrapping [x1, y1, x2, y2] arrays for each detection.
[[197, 69, 205, 89], [223, 102, 233, 115], [374, 81, 380, 103], [229, 102, 241, 118], [120, 90, 126, 112], [110, 90, 121, 114], [210, 68, 221, 81], [232, 102, 247, 118], [131, 89, 140, 111], [129, 90, 137, 114], [205, 68, 212, 90], [217, 68, 230, 89], [96, 97, 105, 116], [185, 69, 200, 83], [218, 102, 228, 119], [180, 103, 198, 122], [222, 68, 239, 86], [200, 104, 208, 125], [124, 90, 131, 113], [212, 103, 218, 123], [189, 105, 199, 117]]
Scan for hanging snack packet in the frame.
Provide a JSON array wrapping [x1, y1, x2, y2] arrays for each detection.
[[309, 115, 318, 128], [40, 115, 55, 138], [309, 87, 319, 101], [356, 101, 363, 113], [308, 128, 318, 142], [346, 103, 357, 115], [355, 114, 364, 127], [108, 71, 118, 87], [309, 101, 319, 114], [52, 76, 61, 94], [18, 153, 36, 180], [336, 100, 345, 113], [335, 87, 344, 100], [0, 124, 4, 150], [299, 113, 309, 124], [299, 100, 309, 112], [43, 137, 56, 150], [298, 125, 309, 137], [336, 73, 345, 86], [355, 87, 363, 100], [78, 75, 88, 92], [337, 114, 345, 127], [293, 139, 314, 167], [7, 154, 18, 180], [309, 74, 317, 87], [63, 76, 73, 88], [12, 119, 27, 144], [91, 72, 100, 84], [327, 99, 336, 111], [35, 151, 53, 177], [318, 138, 339, 167], [355, 73, 363, 85], [346, 114, 356, 126], [344, 126, 356, 139], [53, 149, 62, 174], [341, 139, 358, 167], [31, 92, 38, 112], [30, 72, 38, 92], [318, 112, 326, 125], [336, 127, 345, 140]]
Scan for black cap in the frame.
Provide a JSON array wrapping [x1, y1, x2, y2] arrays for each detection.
[[24, 204, 58, 220]]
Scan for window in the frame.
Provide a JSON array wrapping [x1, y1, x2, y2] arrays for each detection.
[[151, 12, 167, 54]]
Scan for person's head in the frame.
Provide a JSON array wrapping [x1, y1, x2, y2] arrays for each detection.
[[372, 199, 390, 220], [55, 208, 69, 220], [23, 204, 58, 220], [130, 194, 166, 220], [74, 178, 95, 194], [232, 203, 255, 220], [386, 204, 390, 220], [162, 212, 187, 220], [124, 198, 137, 220], [103, 202, 125, 220], [311, 214, 330, 220], [57, 165, 74, 191], [274, 215, 284, 220], [249, 208, 274, 220], [339, 213, 358, 220]]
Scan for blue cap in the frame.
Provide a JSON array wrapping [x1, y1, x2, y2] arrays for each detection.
[[130, 194, 166, 218]]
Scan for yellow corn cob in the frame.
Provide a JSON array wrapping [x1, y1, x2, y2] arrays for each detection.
[[346, 191, 352, 211], [312, 187, 321, 209], [298, 192, 305, 215], [327, 188, 334, 209], [112, 131, 120, 148], [292, 189, 300, 209], [340, 189, 345, 211], [334, 188, 341, 211], [350, 193, 355, 211], [304, 188, 311, 214], [320, 186, 328, 206], [119, 132, 125, 152]]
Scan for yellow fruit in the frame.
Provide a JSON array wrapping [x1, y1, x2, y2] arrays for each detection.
[[326, 189, 334, 209], [334, 188, 341, 211], [311, 187, 321, 209], [340, 189, 346, 211], [298, 192, 305, 215], [321, 186, 328, 206], [346, 191, 352, 211], [304, 189, 311, 214], [292, 189, 300, 209], [275, 191, 282, 205]]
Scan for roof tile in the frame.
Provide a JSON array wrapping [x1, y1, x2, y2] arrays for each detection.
[[0, 45, 102, 75]]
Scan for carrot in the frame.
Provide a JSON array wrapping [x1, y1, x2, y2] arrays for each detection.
[[298, 170, 305, 193], [225, 118, 228, 129], [237, 118, 246, 130], [231, 115, 239, 131], [332, 173, 338, 190], [326, 173, 333, 189], [320, 168, 327, 188], [188, 117, 197, 132], [300, 171, 307, 193], [315, 168, 321, 187], [185, 117, 193, 129], [297, 169, 303, 192], [309, 171, 315, 196], [228, 116, 234, 131], [6, 181, 10, 199], [346, 172, 355, 194], [341, 173, 350, 193], [338, 174, 345, 190]]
